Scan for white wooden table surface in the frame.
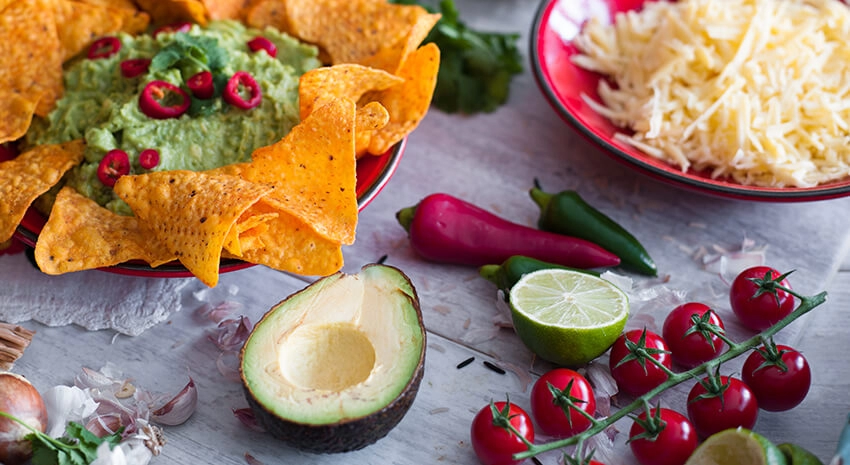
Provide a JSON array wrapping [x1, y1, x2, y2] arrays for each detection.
[[5, 1, 850, 464]]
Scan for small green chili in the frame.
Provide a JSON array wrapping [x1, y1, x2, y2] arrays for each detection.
[[530, 181, 658, 277]]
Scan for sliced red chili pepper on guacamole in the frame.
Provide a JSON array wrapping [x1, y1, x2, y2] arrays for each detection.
[[25, 20, 321, 215]]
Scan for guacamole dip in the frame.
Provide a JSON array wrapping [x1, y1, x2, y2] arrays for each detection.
[[26, 20, 321, 214]]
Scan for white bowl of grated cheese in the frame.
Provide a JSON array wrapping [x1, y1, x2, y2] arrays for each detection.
[[531, 0, 850, 201]]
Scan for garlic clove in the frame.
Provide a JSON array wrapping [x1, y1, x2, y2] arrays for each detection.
[[150, 378, 197, 426]]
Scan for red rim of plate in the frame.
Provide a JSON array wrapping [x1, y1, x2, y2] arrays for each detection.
[[530, 0, 850, 202], [14, 138, 406, 278]]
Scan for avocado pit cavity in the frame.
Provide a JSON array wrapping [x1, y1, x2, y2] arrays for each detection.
[[278, 322, 376, 391]]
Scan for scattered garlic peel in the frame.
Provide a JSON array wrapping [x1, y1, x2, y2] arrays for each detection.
[[232, 408, 266, 433], [0, 322, 35, 370], [151, 378, 197, 426], [217, 351, 242, 382]]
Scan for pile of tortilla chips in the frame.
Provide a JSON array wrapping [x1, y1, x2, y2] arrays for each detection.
[[0, 0, 440, 287]]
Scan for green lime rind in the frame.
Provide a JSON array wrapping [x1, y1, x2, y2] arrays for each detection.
[[508, 269, 629, 367], [778, 443, 825, 465], [685, 428, 788, 465]]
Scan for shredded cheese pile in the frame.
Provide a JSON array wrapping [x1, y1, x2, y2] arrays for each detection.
[[572, 0, 850, 188]]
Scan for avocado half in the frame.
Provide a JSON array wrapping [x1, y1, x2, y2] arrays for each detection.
[[240, 264, 426, 453]]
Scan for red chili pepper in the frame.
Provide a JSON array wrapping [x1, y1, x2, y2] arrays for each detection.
[[396, 193, 621, 269], [88, 37, 121, 60], [120, 58, 151, 78], [186, 71, 214, 99], [153, 22, 192, 37], [139, 80, 190, 119], [223, 71, 262, 110], [139, 149, 160, 169], [247, 37, 277, 58], [97, 149, 131, 187]]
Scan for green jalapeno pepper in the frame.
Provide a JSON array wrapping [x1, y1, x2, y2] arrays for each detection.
[[479, 255, 600, 293], [530, 182, 658, 277]]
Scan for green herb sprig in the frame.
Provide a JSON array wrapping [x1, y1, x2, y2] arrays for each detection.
[[0, 411, 123, 465], [150, 33, 230, 117], [391, 0, 523, 114]]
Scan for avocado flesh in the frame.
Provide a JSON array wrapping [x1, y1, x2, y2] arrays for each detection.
[[241, 264, 426, 453]]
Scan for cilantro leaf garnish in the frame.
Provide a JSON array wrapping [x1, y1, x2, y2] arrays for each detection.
[[150, 34, 229, 78], [150, 33, 231, 116], [391, 0, 523, 114], [0, 409, 123, 465]]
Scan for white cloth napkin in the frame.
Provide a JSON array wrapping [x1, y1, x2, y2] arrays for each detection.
[[0, 252, 191, 336]]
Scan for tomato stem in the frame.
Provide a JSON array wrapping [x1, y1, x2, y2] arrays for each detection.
[[513, 290, 828, 460]]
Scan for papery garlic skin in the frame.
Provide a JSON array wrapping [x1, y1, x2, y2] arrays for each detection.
[[42, 385, 99, 438]]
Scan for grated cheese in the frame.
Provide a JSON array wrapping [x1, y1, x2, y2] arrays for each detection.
[[572, 0, 850, 188]]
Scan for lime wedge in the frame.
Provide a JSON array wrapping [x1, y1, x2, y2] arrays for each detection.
[[685, 428, 788, 465], [508, 269, 629, 366]]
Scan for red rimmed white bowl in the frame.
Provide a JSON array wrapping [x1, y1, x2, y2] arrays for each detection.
[[530, 0, 850, 202], [14, 139, 405, 278]]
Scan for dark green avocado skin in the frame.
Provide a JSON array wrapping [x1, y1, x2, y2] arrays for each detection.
[[244, 351, 425, 454], [241, 263, 427, 454]]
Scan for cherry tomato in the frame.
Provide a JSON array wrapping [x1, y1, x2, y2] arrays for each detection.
[[609, 329, 672, 397], [662, 302, 725, 368], [686, 376, 758, 438], [742, 344, 811, 412], [629, 408, 697, 465], [530, 368, 596, 438], [730, 266, 795, 331], [470, 401, 534, 465]]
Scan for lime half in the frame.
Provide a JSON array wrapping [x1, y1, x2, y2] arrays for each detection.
[[508, 269, 629, 366], [685, 428, 788, 465]]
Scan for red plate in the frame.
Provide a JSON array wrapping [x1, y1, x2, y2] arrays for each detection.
[[14, 139, 405, 277], [530, 0, 850, 201]]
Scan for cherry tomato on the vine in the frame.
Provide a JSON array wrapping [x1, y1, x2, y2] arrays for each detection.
[[471, 401, 534, 465], [609, 329, 672, 397], [662, 302, 725, 368], [629, 408, 697, 465], [530, 368, 596, 438], [742, 344, 811, 412], [730, 266, 795, 331], [687, 375, 758, 438]]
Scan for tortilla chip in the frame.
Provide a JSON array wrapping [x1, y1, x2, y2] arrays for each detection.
[[34, 187, 175, 274], [113, 171, 272, 287], [55, 1, 151, 60], [283, 0, 430, 67], [75, 0, 137, 10], [355, 101, 390, 157], [359, 11, 440, 73], [236, 198, 344, 276], [0, 139, 85, 242], [134, 0, 207, 26], [223, 210, 277, 256], [202, 0, 253, 20], [367, 43, 440, 155], [249, 98, 358, 245], [298, 64, 402, 120], [243, 0, 290, 34], [0, 0, 64, 134]]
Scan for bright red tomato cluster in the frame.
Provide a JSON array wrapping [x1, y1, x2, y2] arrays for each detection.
[[615, 266, 810, 465], [471, 266, 810, 465], [470, 368, 598, 465]]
